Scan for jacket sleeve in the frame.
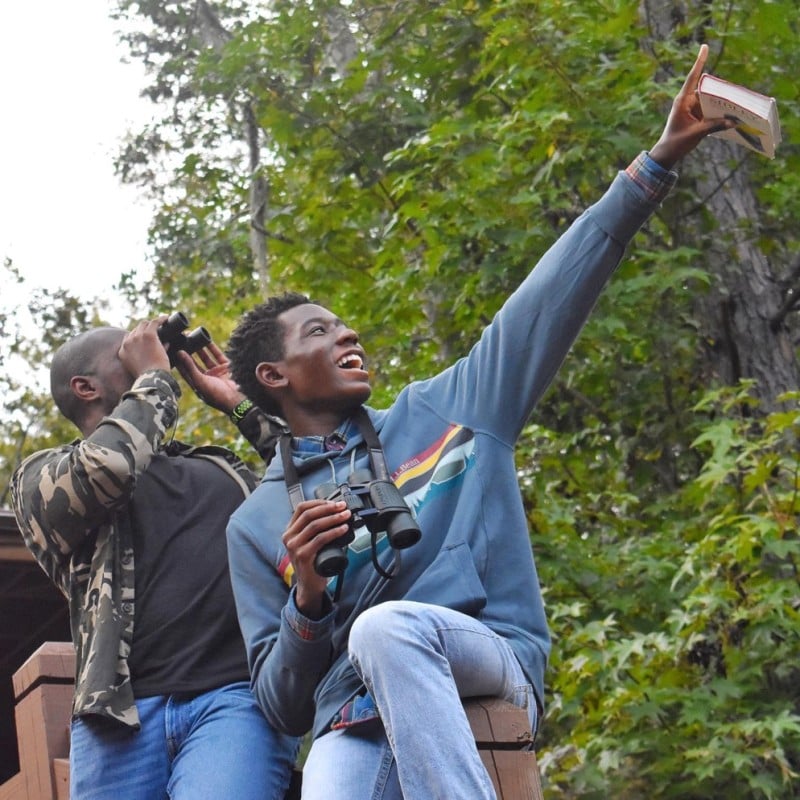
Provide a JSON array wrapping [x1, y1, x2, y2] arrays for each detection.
[[234, 406, 287, 466], [10, 369, 180, 592], [227, 499, 336, 737], [413, 152, 677, 446]]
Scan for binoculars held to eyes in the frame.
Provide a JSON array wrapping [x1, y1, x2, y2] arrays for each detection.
[[313, 468, 422, 577], [157, 312, 212, 366]]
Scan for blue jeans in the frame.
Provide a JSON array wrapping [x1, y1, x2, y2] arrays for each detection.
[[69, 681, 299, 800], [302, 601, 536, 800]]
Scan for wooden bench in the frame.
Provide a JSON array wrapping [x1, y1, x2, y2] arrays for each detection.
[[0, 642, 543, 799]]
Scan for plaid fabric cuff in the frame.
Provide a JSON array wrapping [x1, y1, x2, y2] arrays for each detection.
[[331, 692, 381, 731], [285, 587, 334, 641], [625, 151, 678, 204]]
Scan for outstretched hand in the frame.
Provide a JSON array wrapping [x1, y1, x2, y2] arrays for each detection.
[[649, 44, 735, 170], [175, 342, 245, 414]]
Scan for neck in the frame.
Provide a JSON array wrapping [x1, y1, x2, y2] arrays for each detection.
[[284, 407, 354, 438], [79, 408, 104, 438]]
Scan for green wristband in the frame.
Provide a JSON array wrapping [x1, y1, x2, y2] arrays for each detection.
[[230, 398, 254, 424]]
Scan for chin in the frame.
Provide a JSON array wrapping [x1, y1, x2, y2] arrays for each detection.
[[348, 383, 372, 407]]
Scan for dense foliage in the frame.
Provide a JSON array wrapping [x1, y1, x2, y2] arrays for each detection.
[[2, 1, 797, 796]]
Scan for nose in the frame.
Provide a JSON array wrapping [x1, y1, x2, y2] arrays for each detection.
[[337, 324, 359, 345]]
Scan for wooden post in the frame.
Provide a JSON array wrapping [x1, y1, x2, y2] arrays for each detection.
[[464, 697, 544, 800], [0, 642, 75, 800]]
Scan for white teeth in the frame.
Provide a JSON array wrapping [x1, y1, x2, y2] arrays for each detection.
[[337, 354, 363, 369]]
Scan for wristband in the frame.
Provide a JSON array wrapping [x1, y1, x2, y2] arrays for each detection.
[[230, 398, 254, 424]]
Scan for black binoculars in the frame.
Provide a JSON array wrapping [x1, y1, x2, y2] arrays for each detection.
[[157, 312, 212, 366], [313, 468, 421, 577]]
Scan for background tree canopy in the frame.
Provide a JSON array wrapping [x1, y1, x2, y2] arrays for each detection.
[[1, 1, 798, 796]]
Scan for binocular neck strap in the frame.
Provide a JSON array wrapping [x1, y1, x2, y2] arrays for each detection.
[[353, 406, 390, 481], [280, 407, 389, 511], [280, 433, 305, 511]]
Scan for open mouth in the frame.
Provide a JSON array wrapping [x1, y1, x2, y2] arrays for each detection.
[[337, 353, 365, 370]]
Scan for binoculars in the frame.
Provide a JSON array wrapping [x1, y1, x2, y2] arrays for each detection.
[[157, 312, 212, 366], [313, 468, 421, 577]]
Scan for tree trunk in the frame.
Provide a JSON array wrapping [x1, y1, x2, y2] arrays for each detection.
[[639, 0, 799, 411], [194, 0, 270, 289], [685, 142, 799, 405]]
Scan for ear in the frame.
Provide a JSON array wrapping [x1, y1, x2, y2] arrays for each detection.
[[255, 361, 288, 390], [69, 375, 100, 402]]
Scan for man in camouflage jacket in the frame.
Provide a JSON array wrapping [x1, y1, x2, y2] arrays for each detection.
[[11, 318, 298, 800]]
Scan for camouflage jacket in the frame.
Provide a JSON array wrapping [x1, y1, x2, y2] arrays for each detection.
[[10, 369, 283, 729]]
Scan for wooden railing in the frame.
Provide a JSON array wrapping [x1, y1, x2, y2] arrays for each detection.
[[0, 642, 543, 800], [466, 697, 544, 799], [0, 642, 73, 800]]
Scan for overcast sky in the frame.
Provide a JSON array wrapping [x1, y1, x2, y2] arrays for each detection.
[[1, 2, 153, 326]]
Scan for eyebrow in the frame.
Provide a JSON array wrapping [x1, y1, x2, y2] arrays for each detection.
[[300, 315, 343, 332]]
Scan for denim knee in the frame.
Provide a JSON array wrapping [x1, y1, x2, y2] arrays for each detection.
[[348, 601, 415, 665]]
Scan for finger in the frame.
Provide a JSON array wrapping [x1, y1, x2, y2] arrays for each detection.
[[145, 317, 165, 334], [194, 347, 217, 369], [682, 43, 708, 94], [207, 341, 228, 364], [175, 349, 198, 372], [293, 498, 343, 519], [174, 351, 203, 387], [292, 523, 352, 563], [190, 342, 227, 370], [292, 504, 350, 541], [705, 116, 737, 134], [283, 501, 349, 546]]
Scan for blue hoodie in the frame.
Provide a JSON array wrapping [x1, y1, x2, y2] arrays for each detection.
[[226, 152, 677, 739]]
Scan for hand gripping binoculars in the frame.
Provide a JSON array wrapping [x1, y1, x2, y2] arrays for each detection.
[[157, 311, 212, 366], [313, 468, 422, 577]]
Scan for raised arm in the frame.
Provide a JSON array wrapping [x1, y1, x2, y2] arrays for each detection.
[[649, 44, 734, 169], [175, 342, 285, 463], [415, 45, 734, 443]]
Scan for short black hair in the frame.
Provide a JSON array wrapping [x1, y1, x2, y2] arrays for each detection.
[[227, 292, 312, 414]]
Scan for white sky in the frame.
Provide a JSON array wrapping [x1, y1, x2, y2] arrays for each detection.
[[0, 2, 154, 326]]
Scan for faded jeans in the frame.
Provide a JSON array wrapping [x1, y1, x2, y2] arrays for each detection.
[[302, 601, 536, 800], [69, 681, 299, 800]]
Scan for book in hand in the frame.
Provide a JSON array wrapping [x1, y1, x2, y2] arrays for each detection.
[[697, 73, 781, 159]]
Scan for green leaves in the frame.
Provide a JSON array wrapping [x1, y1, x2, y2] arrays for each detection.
[[535, 382, 800, 797], [3, 0, 798, 795]]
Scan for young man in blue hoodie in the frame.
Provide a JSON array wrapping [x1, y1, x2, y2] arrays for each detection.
[[225, 46, 731, 799]]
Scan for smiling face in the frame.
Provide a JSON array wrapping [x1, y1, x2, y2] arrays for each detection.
[[257, 303, 372, 435]]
